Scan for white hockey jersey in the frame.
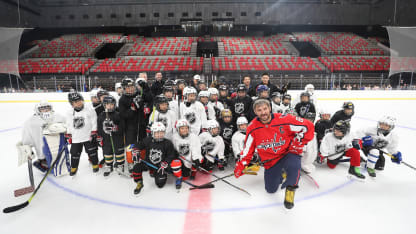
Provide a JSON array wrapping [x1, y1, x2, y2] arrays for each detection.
[[169, 99, 179, 118], [301, 133, 318, 173], [179, 101, 207, 135], [204, 102, 216, 121], [231, 131, 246, 159], [209, 100, 224, 113], [149, 109, 177, 141], [172, 132, 203, 168], [357, 126, 399, 154], [272, 102, 285, 113], [320, 132, 354, 160], [199, 132, 225, 162], [21, 114, 66, 160], [65, 104, 97, 143]]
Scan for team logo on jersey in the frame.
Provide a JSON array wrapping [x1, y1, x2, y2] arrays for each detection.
[[185, 112, 196, 124], [235, 102, 244, 114], [202, 141, 216, 154], [222, 128, 233, 139], [149, 149, 163, 164], [257, 133, 286, 153], [73, 117, 85, 129], [299, 105, 309, 117], [335, 144, 346, 153], [157, 117, 168, 128], [374, 138, 388, 148], [178, 144, 190, 156]]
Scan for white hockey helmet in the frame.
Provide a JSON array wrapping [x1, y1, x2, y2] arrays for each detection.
[[183, 86, 197, 96], [176, 119, 190, 137], [35, 100, 54, 121], [377, 116, 396, 135], [151, 122, 166, 141], [115, 82, 122, 90], [198, 90, 210, 98], [193, 74, 201, 80], [207, 119, 220, 137], [236, 116, 248, 126], [305, 84, 315, 94], [208, 87, 219, 96], [319, 108, 331, 118]]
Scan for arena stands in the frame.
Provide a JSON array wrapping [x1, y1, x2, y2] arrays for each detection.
[[19, 58, 95, 74], [118, 37, 200, 56], [319, 56, 389, 72]]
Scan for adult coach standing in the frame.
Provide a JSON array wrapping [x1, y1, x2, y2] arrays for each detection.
[[234, 99, 314, 209]]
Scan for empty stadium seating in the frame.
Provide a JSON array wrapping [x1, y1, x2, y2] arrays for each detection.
[[118, 37, 199, 56], [27, 34, 122, 58], [18, 58, 96, 74], [91, 57, 203, 72], [293, 32, 387, 56], [318, 56, 389, 72], [212, 56, 325, 72]]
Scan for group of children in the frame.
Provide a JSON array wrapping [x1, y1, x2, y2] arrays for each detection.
[[18, 77, 403, 196]]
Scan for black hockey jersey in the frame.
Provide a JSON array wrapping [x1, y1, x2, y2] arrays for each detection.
[[330, 110, 353, 126], [219, 120, 237, 145], [230, 95, 252, 121], [135, 137, 178, 166], [294, 102, 316, 118]]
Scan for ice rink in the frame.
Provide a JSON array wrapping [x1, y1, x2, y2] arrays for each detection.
[[1, 90, 415, 234]]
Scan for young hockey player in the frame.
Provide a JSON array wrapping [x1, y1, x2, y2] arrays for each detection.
[[198, 90, 216, 121], [162, 85, 179, 117], [231, 116, 248, 161], [114, 82, 123, 105], [253, 85, 270, 101], [199, 119, 226, 171], [319, 120, 370, 180], [172, 119, 203, 180], [131, 122, 182, 194], [90, 89, 102, 115], [271, 92, 283, 113], [315, 108, 332, 152], [280, 93, 292, 114], [208, 87, 224, 119], [295, 92, 316, 118], [97, 96, 125, 177], [18, 101, 67, 173], [230, 84, 252, 121], [149, 94, 177, 141], [234, 99, 315, 209], [358, 116, 402, 177], [330, 101, 354, 125], [301, 112, 318, 174], [218, 109, 237, 163], [304, 84, 317, 106], [118, 77, 140, 169], [179, 86, 207, 135], [66, 92, 99, 176], [218, 85, 231, 109]]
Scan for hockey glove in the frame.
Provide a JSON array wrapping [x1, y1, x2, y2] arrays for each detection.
[[352, 139, 363, 150], [361, 135, 373, 147], [158, 161, 168, 175], [192, 159, 201, 168], [90, 131, 98, 142], [391, 151, 402, 164], [132, 148, 141, 163], [65, 134, 72, 144], [234, 159, 249, 178], [130, 102, 137, 111], [289, 133, 305, 155], [316, 153, 326, 164], [144, 107, 151, 115]]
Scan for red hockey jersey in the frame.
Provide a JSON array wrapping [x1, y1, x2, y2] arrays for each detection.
[[240, 113, 315, 169]]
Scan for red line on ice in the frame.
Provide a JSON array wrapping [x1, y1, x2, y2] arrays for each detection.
[[183, 173, 212, 234]]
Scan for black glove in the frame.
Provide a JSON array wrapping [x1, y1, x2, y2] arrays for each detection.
[[193, 159, 201, 168], [133, 95, 142, 109]]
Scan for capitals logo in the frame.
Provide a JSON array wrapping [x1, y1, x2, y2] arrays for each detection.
[[73, 117, 85, 129], [149, 149, 163, 164], [257, 133, 286, 153]]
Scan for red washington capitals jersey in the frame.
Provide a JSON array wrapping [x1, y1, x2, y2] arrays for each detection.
[[240, 113, 315, 169]]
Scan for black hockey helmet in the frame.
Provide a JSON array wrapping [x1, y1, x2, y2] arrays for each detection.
[[163, 85, 174, 94], [68, 92, 84, 103], [333, 120, 350, 139], [282, 93, 291, 100], [102, 95, 116, 112], [304, 112, 316, 122], [97, 89, 109, 101], [237, 84, 246, 92], [300, 91, 311, 103], [175, 79, 186, 87], [121, 77, 134, 88], [342, 101, 354, 116], [164, 79, 175, 87], [155, 94, 169, 113]]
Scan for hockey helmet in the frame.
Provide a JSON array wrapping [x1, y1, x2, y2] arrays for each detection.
[[35, 100, 54, 121], [220, 109, 233, 119], [377, 116, 396, 135], [305, 84, 315, 94], [151, 122, 166, 142], [102, 95, 116, 112], [155, 94, 169, 113], [207, 119, 220, 137], [333, 120, 350, 139]]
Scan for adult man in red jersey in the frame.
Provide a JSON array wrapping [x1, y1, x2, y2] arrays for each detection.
[[234, 99, 314, 209]]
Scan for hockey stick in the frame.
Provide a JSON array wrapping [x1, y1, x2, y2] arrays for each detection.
[[378, 149, 416, 171], [179, 156, 251, 196], [14, 158, 35, 197], [139, 158, 214, 189], [300, 169, 319, 189], [4, 142, 67, 214]]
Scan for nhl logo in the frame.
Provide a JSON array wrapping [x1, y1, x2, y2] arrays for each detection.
[[185, 112, 196, 124], [235, 103, 244, 114], [149, 149, 163, 164], [73, 117, 85, 129], [202, 141, 215, 154], [222, 128, 233, 139], [178, 144, 190, 156], [157, 117, 168, 128]]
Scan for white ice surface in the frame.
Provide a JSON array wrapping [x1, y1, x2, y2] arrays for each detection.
[[0, 91, 415, 234]]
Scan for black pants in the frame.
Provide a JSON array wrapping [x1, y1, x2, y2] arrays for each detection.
[[70, 141, 98, 169], [133, 162, 168, 188]]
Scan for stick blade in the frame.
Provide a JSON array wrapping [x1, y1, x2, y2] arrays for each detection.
[[189, 183, 215, 190], [3, 201, 29, 213], [14, 186, 35, 197]]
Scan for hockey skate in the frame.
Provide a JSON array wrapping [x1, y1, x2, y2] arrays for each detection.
[[367, 168, 376, 177], [92, 165, 99, 174], [70, 168, 78, 177], [284, 186, 296, 209], [175, 177, 183, 189], [348, 166, 365, 181], [103, 165, 113, 177], [134, 181, 144, 195]]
